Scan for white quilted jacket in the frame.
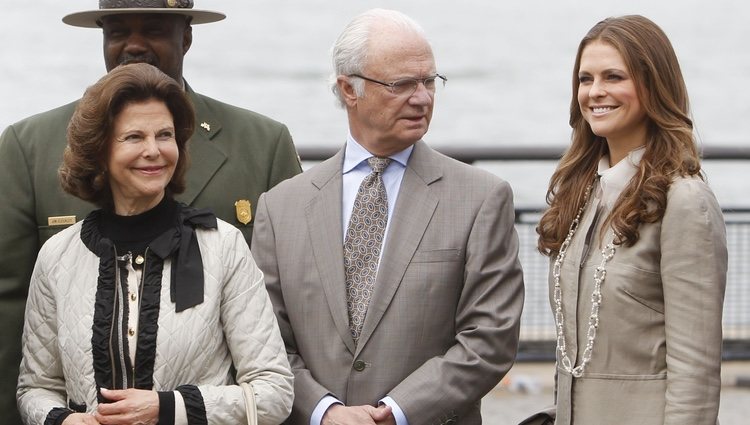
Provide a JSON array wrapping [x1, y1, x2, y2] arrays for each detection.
[[17, 218, 293, 424]]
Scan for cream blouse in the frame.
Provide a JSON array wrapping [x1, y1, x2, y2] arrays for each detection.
[[597, 146, 645, 209]]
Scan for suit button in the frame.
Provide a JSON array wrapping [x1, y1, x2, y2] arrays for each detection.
[[444, 419, 456, 425], [353, 360, 366, 371]]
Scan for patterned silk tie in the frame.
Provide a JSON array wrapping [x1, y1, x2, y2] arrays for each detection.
[[344, 156, 392, 343]]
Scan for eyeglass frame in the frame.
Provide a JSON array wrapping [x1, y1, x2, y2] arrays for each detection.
[[347, 73, 447, 96]]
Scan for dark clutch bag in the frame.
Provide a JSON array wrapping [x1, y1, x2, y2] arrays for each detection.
[[518, 406, 556, 425]]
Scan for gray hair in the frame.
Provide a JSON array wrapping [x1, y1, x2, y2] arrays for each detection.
[[330, 8, 427, 107]]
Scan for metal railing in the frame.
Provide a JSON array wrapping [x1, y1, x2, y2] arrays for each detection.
[[514, 208, 750, 361], [297, 145, 750, 163], [298, 145, 750, 361]]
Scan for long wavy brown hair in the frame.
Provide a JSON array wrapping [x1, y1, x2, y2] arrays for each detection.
[[537, 15, 702, 256], [60, 63, 195, 209]]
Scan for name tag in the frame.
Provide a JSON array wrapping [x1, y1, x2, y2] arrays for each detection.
[[48, 215, 76, 227]]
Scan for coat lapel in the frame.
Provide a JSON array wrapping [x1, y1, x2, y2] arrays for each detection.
[[356, 141, 441, 354], [305, 148, 357, 353], [178, 85, 227, 205]]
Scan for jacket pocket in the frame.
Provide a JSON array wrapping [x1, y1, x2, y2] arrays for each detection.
[[609, 264, 664, 314], [411, 248, 462, 263], [622, 287, 664, 314]]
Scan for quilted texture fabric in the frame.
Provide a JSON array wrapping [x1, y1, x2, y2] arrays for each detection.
[[17, 218, 293, 425]]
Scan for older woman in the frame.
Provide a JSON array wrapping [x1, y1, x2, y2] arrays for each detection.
[[534, 15, 727, 425], [17, 63, 293, 425]]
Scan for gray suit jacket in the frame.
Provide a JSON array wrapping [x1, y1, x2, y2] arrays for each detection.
[[252, 141, 525, 425], [0, 84, 301, 422]]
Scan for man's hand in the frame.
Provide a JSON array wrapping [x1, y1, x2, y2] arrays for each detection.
[[373, 404, 396, 425], [323, 403, 393, 425], [94, 388, 159, 425], [62, 413, 101, 425]]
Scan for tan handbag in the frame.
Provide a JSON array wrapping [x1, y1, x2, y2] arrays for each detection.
[[240, 382, 258, 425]]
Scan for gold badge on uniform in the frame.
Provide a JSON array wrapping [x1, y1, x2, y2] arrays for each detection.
[[234, 200, 252, 225]]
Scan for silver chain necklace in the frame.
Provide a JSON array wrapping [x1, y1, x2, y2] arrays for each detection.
[[552, 182, 616, 378]]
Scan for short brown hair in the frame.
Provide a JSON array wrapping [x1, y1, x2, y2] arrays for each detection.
[[60, 62, 195, 208]]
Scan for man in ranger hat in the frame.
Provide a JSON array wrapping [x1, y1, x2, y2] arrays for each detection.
[[0, 1, 302, 421]]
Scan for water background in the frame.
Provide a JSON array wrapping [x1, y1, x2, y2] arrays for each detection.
[[1, 0, 748, 207], [2, 5, 748, 420]]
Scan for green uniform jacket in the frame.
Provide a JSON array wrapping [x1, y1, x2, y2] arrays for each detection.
[[0, 84, 302, 422]]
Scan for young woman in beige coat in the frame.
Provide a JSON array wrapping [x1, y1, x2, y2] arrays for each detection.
[[536, 15, 727, 425]]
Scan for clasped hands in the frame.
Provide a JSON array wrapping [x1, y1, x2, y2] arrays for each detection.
[[323, 403, 396, 425], [61, 388, 398, 425], [62, 388, 159, 425]]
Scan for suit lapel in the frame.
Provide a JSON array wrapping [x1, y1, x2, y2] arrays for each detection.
[[178, 86, 227, 205], [356, 141, 441, 354], [305, 148, 357, 353]]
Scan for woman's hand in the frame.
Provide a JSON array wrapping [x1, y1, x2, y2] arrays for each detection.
[[62, 413, 101, 425], [94, 388, 159, 425]]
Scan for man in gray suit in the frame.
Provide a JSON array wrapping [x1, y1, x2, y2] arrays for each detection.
[[251, 9, 524, 425], [0, 2, 301, 421]]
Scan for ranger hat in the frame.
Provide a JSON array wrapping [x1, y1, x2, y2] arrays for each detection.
[[63, 0, 225, 28]]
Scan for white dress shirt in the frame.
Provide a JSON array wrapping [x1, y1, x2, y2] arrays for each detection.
[[342, 134, 412, 244]]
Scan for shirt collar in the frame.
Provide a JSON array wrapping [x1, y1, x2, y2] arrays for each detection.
[[343, 133, 413, 173]]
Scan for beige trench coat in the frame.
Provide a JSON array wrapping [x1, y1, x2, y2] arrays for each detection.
[[550, 177, 726, 425]]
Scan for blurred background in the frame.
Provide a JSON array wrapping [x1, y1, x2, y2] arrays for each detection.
[[2, 1, 749, 207], [2, 1, 748, 423]]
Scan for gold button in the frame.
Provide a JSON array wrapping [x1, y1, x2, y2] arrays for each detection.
[[128, 328, 135, 337], [135, 255, 144, 265], [130, 292, 137, 302]]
